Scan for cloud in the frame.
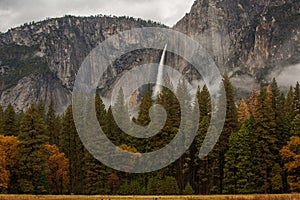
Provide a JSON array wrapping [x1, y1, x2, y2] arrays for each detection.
[[231, 75, 256, 92], [268, 63, 300, 88], [0, 0, 194, 32]]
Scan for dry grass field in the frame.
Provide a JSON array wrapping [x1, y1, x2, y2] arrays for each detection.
[[0, 194, 299, 200]]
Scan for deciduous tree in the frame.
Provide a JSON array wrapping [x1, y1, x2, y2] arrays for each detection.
[[237, 98, 250, 125], [45, 144, 69, 194], [280, 136, 300, 192]]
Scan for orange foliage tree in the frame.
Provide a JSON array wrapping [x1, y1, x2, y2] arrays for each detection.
[[248, 85, 259, 119], [0, 135, 18, 191], [45, 144, 69, 194], [280, 136, 300, 192], [0, 145, 9, 190], [238, 98, 250, 125]]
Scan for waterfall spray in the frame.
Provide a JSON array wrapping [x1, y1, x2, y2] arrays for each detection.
[[152, 44, 167, 99]]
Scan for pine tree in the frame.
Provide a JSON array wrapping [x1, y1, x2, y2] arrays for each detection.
[[3, 104, 17, 136], [224, 118, 262, 194], [176, 79, 192, 116], [183, 182, 194, 194], [60, 105, 84, 194], [175, 79, 193, 192], [284, 86, 295, 118], [255, 84, 278, 193], [195, 116, 218, 194], [156, 78, 179, 142], [190, 85, 211, 193], [106, 105, 127, 147], [271, 78, 281, 112], [147, 176, 179, 195], [95, 93, 107, 128], [271, 78, 286, 149], [162, 176, 179, 195], [82, 94, 110, 194], [15, 105, 49, 194], [135, 85, 152, 127], [82, 149, 110, 194], [16, 111, 24, 133], [147, 176, 163, 194], [118, 178, 145, 195], [217, 73, 238, 194], [113, 88, 131, 133], [197, 85, 211, 121], [270, 83, 286, 193], [130, 86, 153, 152], [271, 163, 283, 193], [135, 77, 180, 185], [291, 115, 300, 136], [37, 99, 46, 120], [283, 88, 294, 137], [46, 98, 60, 146], [294, 82, 300, 116], [0, 105, 4, 135], [156, 77, 179, 133], [281, 113, 293, 193]]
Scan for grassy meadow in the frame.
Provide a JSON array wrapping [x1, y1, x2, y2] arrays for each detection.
[[0, 194, 299, 200]]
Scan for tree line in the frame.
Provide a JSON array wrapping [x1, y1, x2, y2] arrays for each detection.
[[0, 74, 299, 195]]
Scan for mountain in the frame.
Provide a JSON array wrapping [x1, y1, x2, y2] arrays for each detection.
[[0, 0, 299, 112], [174, 0, 300, 94], [0, 16, 164, 112]]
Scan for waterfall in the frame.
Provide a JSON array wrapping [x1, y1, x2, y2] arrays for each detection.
[[152, 44, 167, 99]]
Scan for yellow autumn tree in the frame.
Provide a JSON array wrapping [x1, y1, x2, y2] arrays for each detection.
[[280, 136, 300, 192], [45, 144, 69, 194], [114, 144, 140, 172], [0, 145, 9, 190], [0, 135, 18, 191]]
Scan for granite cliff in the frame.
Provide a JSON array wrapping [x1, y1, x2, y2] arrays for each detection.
[[0, 0, 299, 112], [0, 16, 164, 112], [175, 0, 300, 94]]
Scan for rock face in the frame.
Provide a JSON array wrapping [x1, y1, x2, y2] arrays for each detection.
[[1, 73, 71, 113], [0, 0, 299, 112], [0, 16, 164, 112], [174, 0, 300, 93]]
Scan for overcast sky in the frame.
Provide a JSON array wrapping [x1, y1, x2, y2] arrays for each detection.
[[0, 0, 195, 32]]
